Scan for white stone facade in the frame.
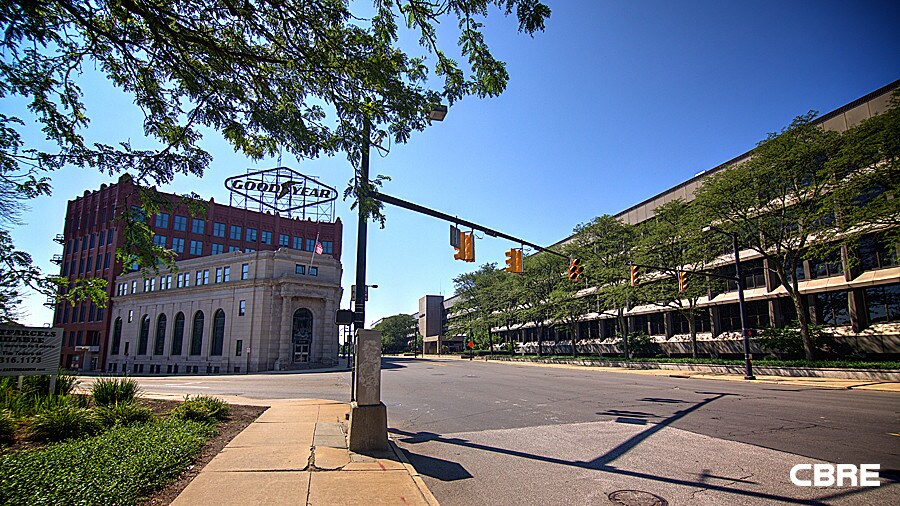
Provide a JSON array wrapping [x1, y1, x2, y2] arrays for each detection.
[[106, 248, 342, 374]]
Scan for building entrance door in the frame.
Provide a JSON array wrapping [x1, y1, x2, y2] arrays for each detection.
[[292, 308, 313, 364]]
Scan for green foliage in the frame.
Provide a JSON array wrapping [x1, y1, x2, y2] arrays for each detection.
[[0, 410, 16, 444], [169, 395, 231, 424], [757, 324, 849, 359], [502, 355, 900, 370], [623, 333, 654, 358], [91, 377, 142, 407], [374, 314, 417, 354], [92, 402, 153, 428], [0, 371, 79, 419], [0, 418, 215, 505], [26, 398, 99, 443]]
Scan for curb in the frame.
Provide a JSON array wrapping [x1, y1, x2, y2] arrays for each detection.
[[388, 437, 440, 506]]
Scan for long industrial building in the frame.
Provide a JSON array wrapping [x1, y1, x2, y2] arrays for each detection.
[[422, 80, 900, 357]]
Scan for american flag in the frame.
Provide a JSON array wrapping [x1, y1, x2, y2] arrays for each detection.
[[315, 241, 323, 255]]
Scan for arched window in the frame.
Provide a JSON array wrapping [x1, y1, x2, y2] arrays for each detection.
[[292, 308, 313, 363], [138, 314, 150, 355], [190, 311, 204, 356], [211, 309, 225, 356], [111, 317, 122, 355], [154, 314, 167, 355], [171, 312, 185, 356]]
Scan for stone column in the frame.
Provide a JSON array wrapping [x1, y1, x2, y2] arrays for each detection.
[[276, 295, 293, 370], [348, 329, 387, 451], [664, 312, 675, 339]]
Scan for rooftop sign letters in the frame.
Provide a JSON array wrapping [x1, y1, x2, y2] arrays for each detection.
[[224, 167, 338, 215]]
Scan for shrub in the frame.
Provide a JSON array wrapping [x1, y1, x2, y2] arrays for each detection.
[[92, 377, 142, 407], [0, 418, 215, 505], [0, 410, 16, 445], [757, 324, 849, 359], [26, 398, 100, 442], [169, 395, 230, 423], [93, 402, 154, 428]]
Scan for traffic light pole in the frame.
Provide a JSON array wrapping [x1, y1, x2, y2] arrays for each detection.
[[373, 192, 568, 259]]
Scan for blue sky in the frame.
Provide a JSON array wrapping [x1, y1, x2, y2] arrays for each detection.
[[8, 1, 900, 327]]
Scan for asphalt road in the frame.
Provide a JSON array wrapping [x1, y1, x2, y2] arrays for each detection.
[[111, 358, 899, 505]]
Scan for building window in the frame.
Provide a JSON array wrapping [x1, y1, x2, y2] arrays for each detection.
[[239, 300, 246, 316], [104, 252, 111, 269], [128, 309, 133, 323], [309, 266, 318, 276], [241, 263, 249, 280], [162, 275, 172, 290], [203, 269, 210, 284], [107, 229, 115, 245], [154, 314, 167, 355], [78, 258, 84, 274], [98, 231, 105, 246], [858, 234, 898, 271], [86, 256, 92, 273], [216, 267, 223, 283], [279, 234, 290, 247], [818, 290, 851, 326], [223, 266, 230, 282], [89, 233, 95, 249], [245, 248, 255, 253], [295, 264, 305, 275], [144, 278, 151, 292], [171, 312, 185, 356], [230, 225, 241, 241], [190, 311, 204, 356], [138, 314, 150, 355], [235, 339, 243, 356], [111, 318, 122, 355], [155, 213, 169, 228], [246, 228, 257, 242], [213, 222, 226, 237], [811, 252, 843, 279], [229, 246, 240, 252], [82, 237, 88, 251], [95, 255, 102, 270], [152, 234, 166, 247], [212, 243, 224, 255], [305, 238, 315, 251], [261, 231, 272, 244], [88, 303, 96, 322], [172, 237, 185, 254], [189, 240, 203, 256], [173, 215, 187, 231], [866, 284, 900, 323], [192, 218, 205, 234], [211, 309, 225, 356], [195, 271, 202, 286], [293, 236, 302, 249], [321, 241, 333, 254]]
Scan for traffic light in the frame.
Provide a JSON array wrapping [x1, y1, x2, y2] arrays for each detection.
[[568, 257, 583, 282], [678, 271, 687, 292], [453, 230, 466, 261], [630, 264, 638, 286], [505, 248, 523, 273], [454, 232, 475, 262]]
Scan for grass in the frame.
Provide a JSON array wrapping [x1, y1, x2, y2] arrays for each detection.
[[488, 354, 900, 370], [169, 395, 231, 423], [91, 377, 142, 407], [0, 418, 215, 506]]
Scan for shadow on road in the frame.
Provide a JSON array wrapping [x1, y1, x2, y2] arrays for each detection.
[[390, 392, 888, 505]]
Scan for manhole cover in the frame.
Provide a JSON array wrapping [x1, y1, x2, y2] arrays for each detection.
[[608, 490, 668, 506]]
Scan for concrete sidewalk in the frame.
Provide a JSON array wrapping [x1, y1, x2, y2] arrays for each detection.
[[413, 354, 900, 392], [171, 399, 438, 506]]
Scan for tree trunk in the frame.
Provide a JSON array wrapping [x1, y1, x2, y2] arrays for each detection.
[[688, 311, 698, 359], [792, 294, 815, 361], [617, 309, 629, 359], [536, 322, 543, 356], [571, 322, 578, 358]]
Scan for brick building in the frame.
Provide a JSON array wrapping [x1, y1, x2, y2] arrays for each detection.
[[51, 173, 343, 372]]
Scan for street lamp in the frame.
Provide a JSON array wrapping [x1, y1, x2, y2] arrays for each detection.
[[703, 226, 756, 380]]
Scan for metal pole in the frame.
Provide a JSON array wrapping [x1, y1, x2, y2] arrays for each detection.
[[733, 234, 756, 380], [350, 118, 371, 402]]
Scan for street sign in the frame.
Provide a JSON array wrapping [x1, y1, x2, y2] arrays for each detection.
[[467, 341, 475, 349], [450, 225, 460, 248], [349, 285, 369, 302], [335, 309, 354, 326], [0, 325, 63, 376]]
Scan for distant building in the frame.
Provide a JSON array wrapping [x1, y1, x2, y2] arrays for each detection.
[[418, 294, 464, 354], [52, 173, 343, 372], [106, 249, 342, 374]]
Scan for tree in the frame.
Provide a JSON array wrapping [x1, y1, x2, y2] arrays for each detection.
[[635, 199, 723, 358], [0, 0, 550, 318], [693, 113, 842, 361], [450, 263, 503, 351], [519, 252, 565, 356], [569, 215, 641, 358], [373, 313, 416, 354]]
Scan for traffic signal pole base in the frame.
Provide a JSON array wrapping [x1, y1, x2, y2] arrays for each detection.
[[348, 401, 388, 452]]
